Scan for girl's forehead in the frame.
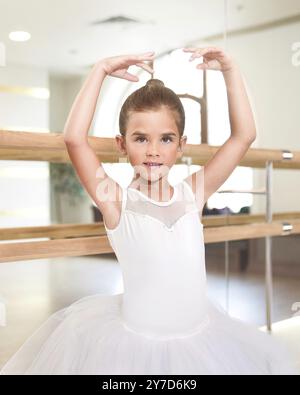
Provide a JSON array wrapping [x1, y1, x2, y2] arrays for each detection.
[[127, 111, 178, 132]]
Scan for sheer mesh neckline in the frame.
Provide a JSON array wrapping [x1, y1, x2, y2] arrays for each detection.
[[124, 181, 200, 231], [104, 181, 200, 233], [127, 184, 178, 206]]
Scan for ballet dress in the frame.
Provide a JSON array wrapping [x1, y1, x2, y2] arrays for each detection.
[[1, 178, 298, 375]]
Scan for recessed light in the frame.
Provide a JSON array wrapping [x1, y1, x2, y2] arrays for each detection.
[[9, 31, 31, 42]]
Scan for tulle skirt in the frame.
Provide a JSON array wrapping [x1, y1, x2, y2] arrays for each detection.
[[1, 293, 298, 375]]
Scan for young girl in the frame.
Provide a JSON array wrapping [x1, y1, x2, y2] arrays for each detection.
[[1, 48, 298, 375]]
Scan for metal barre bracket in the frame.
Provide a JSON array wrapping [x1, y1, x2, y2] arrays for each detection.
[[281, 222, 293, 233], [181, 156, 193, 166], [281, 150, 294, 160]]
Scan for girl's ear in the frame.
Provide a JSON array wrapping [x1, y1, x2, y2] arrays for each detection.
[[178, 136, 187, 151], [115, 135, 127, 154]]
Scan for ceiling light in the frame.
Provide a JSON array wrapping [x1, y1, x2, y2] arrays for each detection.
[[9, 31, 31, 42]]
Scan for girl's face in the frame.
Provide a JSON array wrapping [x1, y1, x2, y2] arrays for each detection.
[[116, 108, 187, 183]]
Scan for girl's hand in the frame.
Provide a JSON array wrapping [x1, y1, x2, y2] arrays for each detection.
[[100, 51, 155, 82], [182, 46, 236, 73]]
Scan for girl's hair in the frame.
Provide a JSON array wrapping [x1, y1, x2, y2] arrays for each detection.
[[119, 78, 185, 138]]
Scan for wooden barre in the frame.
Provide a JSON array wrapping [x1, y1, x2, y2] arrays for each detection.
[[1, 130, 300, 169], [1, 212, 300, 241], [1, 220, 300, 263]]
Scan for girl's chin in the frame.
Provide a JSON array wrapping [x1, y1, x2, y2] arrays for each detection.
[[140, 174, 162, 182], [133, 165, 169, 181], [136, 173, 166, 183]]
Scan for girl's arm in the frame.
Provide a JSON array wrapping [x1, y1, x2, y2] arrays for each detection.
[[63, 53, 154, 220], [183, 47, 257, 209], [63, 62, 121, 217]]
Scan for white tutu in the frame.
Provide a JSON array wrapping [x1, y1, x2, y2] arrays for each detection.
[[1, 293, 298, 375]]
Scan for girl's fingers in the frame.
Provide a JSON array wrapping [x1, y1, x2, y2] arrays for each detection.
[[183, 47, 222, 58], [136, 62, 154, 74], [193, 49, 222, 57], [124, 72, 139, 82], [183, 46, 221, 52], [189, 49, 223, 62], [197, 63, 209, 70], [125, 53, 155, 64], [137, 51, 156, 60], [125, 54, 154, 66], [182, 47, 198, 52]]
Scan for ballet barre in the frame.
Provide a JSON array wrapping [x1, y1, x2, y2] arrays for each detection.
[[1, 130, 300, 168], [1, 212, 300, 241], [0, 220, 300, 263]]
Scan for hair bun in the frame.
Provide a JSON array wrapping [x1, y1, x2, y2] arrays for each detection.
[[146, 78, 165, 88]]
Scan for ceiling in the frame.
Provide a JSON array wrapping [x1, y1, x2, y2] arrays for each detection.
[[0, 0, 300, 76]]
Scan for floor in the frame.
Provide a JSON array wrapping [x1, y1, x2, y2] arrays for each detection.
[[0, 253, 299, 373]]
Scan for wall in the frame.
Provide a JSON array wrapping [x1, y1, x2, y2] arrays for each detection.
[[0, 64, 49, 229]]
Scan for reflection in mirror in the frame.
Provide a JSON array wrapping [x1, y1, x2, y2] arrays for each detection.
[[203, 1, 300, 350]]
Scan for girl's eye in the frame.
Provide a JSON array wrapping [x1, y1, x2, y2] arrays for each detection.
[[135, 137, 173, 143], [162, 137, 173, 143], [135, 137, 146, 143]]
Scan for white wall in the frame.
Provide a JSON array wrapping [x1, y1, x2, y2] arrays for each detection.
[[0, 64, 49, 229], [49, 75, 86, 134]]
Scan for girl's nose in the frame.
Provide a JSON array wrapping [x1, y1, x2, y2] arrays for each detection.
[[147, 144, 159, 156]]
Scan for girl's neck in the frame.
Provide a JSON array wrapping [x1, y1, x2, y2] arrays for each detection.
[[129, 174, 174, 202]]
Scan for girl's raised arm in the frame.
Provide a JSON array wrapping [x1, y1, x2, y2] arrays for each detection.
[[63, 53, 154, 219], [183, 47, 256, 211]]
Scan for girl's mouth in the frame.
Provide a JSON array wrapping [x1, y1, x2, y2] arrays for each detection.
[[143, 162, 163, 168]]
